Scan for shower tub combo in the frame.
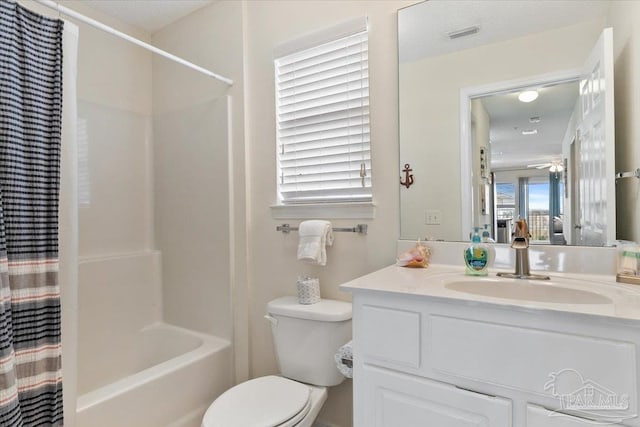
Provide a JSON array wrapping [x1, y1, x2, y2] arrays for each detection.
[[75, 252, 232, 427]]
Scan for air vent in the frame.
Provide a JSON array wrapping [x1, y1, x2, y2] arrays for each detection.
[[447, 26, 480, 40]]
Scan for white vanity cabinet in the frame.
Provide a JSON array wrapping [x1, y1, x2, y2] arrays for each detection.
[[345, 267, 640, 427], [353, 292, 514, 426], [360, 364, 512, 426]]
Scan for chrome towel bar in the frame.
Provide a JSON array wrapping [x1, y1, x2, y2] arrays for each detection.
[[276, 223, 368, 235], [616, 168, 640, 181]]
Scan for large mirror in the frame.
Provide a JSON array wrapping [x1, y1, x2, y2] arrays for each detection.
[[398, 0, 629, 246]]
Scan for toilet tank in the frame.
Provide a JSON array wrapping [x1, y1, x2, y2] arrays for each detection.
[[267, 296, 352, 387]]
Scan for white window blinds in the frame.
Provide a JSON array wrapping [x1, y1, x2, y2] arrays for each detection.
[[275, 24, 371, 204]]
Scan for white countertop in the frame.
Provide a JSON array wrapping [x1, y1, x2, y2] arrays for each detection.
[[340, 263, 640, 323]]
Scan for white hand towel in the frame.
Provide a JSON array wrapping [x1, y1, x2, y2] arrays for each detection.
[[297, 220, 334, 266]]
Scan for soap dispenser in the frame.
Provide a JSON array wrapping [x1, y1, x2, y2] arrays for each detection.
[[464, 227, 489, 276]]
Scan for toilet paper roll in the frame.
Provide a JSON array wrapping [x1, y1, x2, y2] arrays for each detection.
[[297, 276, 320, 304], [334, 340, 353, 378]]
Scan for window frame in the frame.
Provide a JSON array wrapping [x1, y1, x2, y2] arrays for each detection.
[[272, 17, 373, 211]]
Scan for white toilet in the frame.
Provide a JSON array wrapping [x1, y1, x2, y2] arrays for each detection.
[[202, 296, 352, 427]]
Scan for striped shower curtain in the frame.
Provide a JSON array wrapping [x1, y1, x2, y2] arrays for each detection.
[[0, 1, 64, 425]]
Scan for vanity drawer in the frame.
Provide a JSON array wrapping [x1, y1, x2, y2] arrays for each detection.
[[526, 404, 632, 426], [357, 364, 512, 427], [429, 315, 638, 422]]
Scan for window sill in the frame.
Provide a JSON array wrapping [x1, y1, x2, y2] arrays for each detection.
[[270, 202, 376, 220]]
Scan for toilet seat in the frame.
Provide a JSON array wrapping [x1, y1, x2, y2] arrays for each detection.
[[278, 398, 311, 427], [202, 375, 311, 427]]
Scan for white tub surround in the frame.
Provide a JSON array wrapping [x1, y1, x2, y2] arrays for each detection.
[[341, 264, 640, 426], [78, 251, 162, 393], [76, 323, 231, 427], [77, 252, 233, 426]]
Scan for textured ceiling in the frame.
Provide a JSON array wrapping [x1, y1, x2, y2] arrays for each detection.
[[82, 0, 214, 33], [479, 81, 580, 170]]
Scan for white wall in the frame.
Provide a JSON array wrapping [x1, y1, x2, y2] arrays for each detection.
[[399, 19, 606, 241], [609, 1, 640, 243]]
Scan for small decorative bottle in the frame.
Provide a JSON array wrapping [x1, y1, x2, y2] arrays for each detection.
[[464, 227, 489, 276], [481, 224, 496, 268]]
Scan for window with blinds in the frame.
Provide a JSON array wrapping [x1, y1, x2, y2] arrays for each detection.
[[275, 25, 371, 204]]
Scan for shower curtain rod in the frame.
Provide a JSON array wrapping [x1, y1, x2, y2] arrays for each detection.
[[34, 0, 234, 86]]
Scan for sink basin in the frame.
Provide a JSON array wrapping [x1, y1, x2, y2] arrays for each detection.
[[445, 279, 613, 304]]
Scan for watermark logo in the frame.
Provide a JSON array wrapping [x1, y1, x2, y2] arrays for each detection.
[[544, 369, 633, 425]]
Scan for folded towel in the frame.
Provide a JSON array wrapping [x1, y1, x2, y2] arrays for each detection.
[[297, 220, 334, 266]]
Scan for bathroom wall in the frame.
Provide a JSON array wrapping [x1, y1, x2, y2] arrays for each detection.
[[609, 2, 640, 243], [58, 1, 155, 258], [243, 2, 415, 425], [151, 0, 246, 363], [57, 1, 153, 116], [399, 19, 606, 241]]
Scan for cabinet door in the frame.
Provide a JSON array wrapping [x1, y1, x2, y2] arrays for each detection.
[[357, 365, 511, 427], [527, 404, 632, 427]]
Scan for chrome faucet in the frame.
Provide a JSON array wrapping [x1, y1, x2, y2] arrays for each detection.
[[497, 219, 550, 280]]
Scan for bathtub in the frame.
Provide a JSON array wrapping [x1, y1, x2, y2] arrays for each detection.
[[76, 322, 232, 427]]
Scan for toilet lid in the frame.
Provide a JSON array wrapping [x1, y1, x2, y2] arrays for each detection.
[[202, 376, 311, 427]]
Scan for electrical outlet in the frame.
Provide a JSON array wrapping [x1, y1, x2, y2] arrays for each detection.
[[425, 210, 442, 225]]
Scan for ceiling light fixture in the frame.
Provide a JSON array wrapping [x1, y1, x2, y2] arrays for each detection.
[[550, 160, 564, 173], [521, 129, 538, 135], [518, 90, 539, 103]]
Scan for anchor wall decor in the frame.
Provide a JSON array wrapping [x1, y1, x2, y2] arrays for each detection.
[[400, 163, 414, 189]]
